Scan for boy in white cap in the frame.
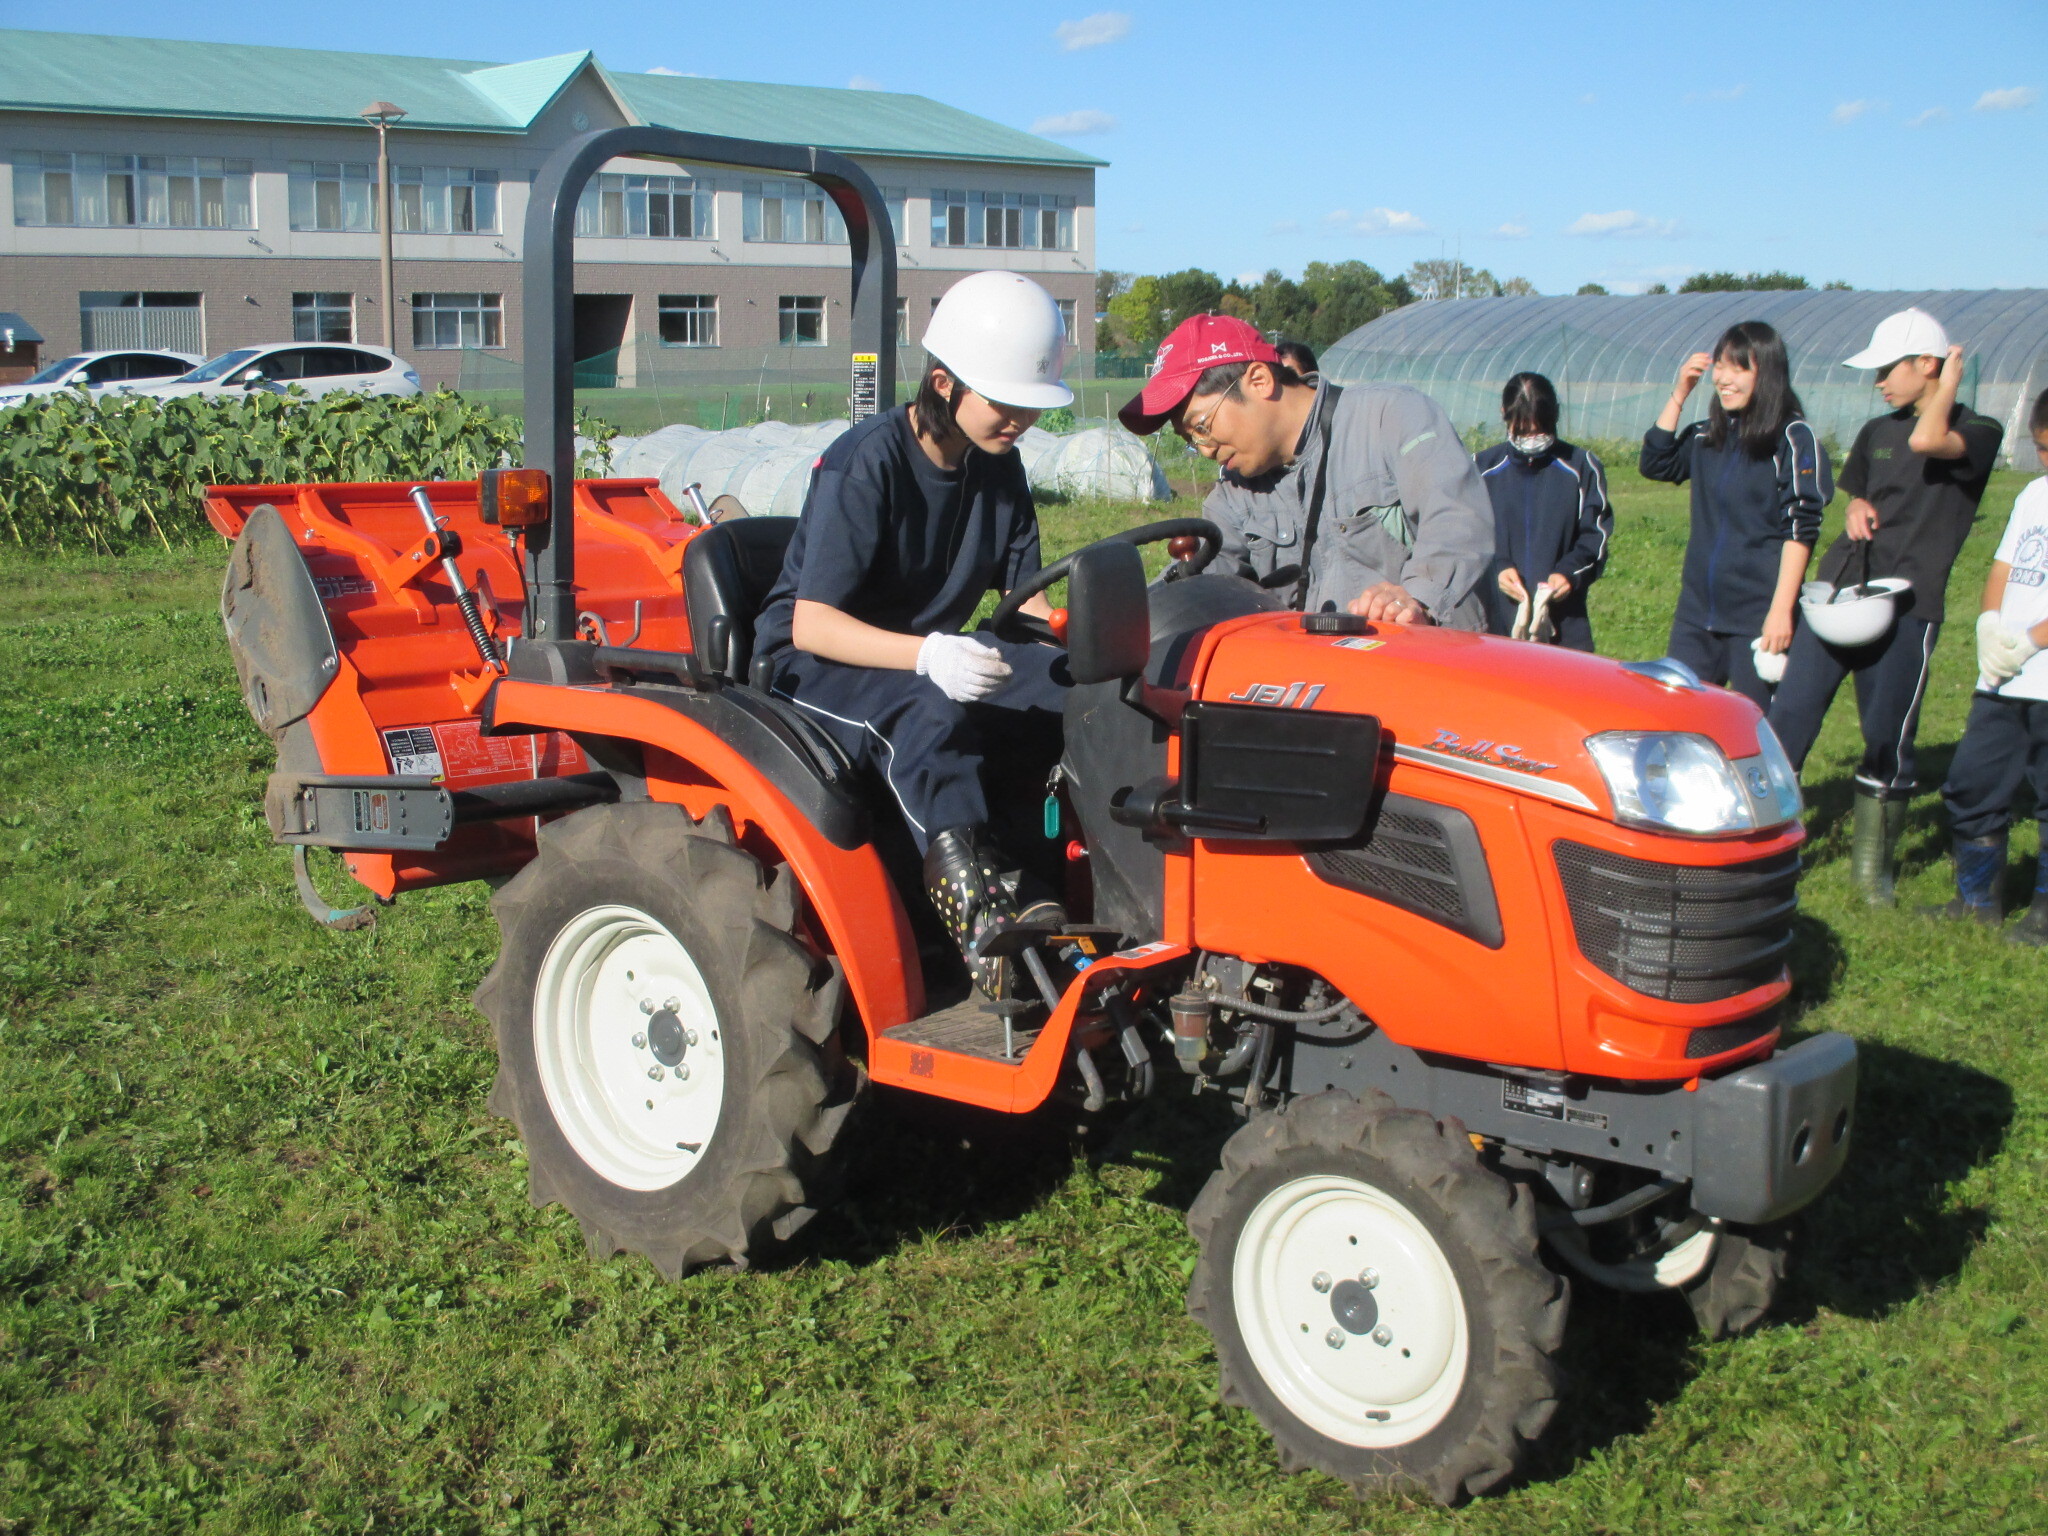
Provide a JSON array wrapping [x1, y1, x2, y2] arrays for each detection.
[[1927, 387, 2048, 944], [1766, 307, 2004, 903]]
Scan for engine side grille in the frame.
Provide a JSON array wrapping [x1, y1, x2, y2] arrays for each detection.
[[1306, 795, 1503, 948], [1552, 840, 1799, 1004]]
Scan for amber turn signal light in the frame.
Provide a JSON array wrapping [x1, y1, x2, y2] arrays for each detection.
[[479, 467, 551, 527]]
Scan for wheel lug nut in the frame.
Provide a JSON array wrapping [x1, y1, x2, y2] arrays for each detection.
[[1324, 1328, 1345, 1350], [632, 1033, 647, 1050], [664, 996, 680, 1012], [639, 998, 656, 1015], [685, 1028, 698, 1047], [1372, 1325, 1392, 1347], [647, 1065, 663, 1081], [676, 1064, 690, 1081], [1360, 1268, 1379, 1289], [1311, 1272, 1332, 1293]]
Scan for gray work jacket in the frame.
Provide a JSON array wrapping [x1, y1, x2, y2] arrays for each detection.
[[1203, 380, 1495, 629]]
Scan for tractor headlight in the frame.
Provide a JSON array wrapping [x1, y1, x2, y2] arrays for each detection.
[[1586, 731, 1754, 835]]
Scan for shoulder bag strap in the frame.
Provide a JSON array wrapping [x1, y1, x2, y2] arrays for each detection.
[[1288, 383, 1344, 612]]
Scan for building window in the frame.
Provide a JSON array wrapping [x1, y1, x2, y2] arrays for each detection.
[[658, 294, 718, 348], [14, 152, 253, 229], [293, 292, 355, 342], [881, 187, 907, 244], [1056, 299, 1076, 341], [574, 173, 710, 240], [894, 297, 908, 346], [745, 180, 845, 244], [395, 167, 499, 234], [411, 292, 502, 349], [778, 296, 826, 347], [289, 162, 377, 232], [78, 291, 205, 352], [928, 190, 1076, 250]]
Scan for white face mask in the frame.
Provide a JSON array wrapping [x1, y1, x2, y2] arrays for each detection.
[[1509, 431, 1555, 457]]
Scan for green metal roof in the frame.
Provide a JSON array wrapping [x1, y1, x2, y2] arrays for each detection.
[[615, 75, 1104, 168], [0, 29, 1105, 166]]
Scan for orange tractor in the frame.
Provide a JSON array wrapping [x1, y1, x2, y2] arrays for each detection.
[[207, 128, 1855, 1503]]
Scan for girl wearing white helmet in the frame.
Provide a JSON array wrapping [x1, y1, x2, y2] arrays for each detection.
[[751, 271, 1074, 997]]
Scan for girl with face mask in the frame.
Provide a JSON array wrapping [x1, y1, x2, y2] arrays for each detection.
[[1641, 322, 1831, 707], [1473, 371, 1611, 651]]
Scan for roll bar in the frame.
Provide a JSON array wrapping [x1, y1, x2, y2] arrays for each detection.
[[518, 127, 898, 641]]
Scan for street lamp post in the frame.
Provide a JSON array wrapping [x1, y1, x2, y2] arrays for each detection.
[[358, 101, 407, 348]]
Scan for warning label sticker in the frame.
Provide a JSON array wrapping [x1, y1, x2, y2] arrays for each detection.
[[382, 726, 444, 779], [1502, 1078, 1609, 1130], [1332, 636, 1385, 652]]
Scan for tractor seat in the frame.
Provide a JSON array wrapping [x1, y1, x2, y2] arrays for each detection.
[[682, 516, 798, 688]]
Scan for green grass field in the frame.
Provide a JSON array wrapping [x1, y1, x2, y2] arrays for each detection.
[[2, 465, 2044, 1533]]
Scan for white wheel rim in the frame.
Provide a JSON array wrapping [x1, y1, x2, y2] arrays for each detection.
[[532, 903, 726, 1191], [1233, 1174, 1470, 1448]]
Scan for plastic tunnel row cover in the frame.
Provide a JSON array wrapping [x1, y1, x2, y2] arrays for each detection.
[[603, 421, 1171, 512], [1320, 288, 2048, 468]]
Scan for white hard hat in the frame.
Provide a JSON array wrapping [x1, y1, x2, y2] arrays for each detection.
[[1798, 577, 1913, 647], [1842, 308, 1949, 370], [921, 271, 1073, 410]]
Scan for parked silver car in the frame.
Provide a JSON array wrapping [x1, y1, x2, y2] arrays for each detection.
[[145, 343, 422, 401], [0, 349, 203, 407]]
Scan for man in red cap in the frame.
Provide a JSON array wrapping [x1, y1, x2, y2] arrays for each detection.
[[1120, 314, 1493, 626]]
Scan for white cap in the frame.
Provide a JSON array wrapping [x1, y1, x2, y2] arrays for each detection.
[[1842, 307, 1950, 370], [921, 271, 1073, 409]]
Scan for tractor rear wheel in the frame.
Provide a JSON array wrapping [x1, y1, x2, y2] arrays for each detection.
[[1187, 1091, 1567, 1505], [474, 801, 856, 1276]]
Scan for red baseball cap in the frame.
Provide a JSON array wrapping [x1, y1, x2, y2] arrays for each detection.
[[1117, 314, 1280, 435]]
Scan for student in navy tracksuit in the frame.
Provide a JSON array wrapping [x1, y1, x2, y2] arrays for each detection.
[[752, 272, 1075, 997], [1474, 371, 1611, 652], [1640, 321, 1830, 708]]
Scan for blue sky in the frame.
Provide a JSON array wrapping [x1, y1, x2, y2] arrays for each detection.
[[12, 0, 2044, 294]]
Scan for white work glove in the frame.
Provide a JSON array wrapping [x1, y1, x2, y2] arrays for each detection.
[[917, 632, 1012, 703], [1978, 609, 2041, 687]]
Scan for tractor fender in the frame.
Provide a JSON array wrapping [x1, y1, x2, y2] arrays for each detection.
[[482, 677, 923, 1036]]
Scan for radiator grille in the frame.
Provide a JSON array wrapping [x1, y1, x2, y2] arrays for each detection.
[[1305, 795, 1502, 947], [1553, 841, 1798, 1004]]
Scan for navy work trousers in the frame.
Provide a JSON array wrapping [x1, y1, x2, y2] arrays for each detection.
[[772, 635, 1071, 855], [1666, 617, 1775, 711], [1767, 614, 1939, 797], [1942, 692, 2048, 840]]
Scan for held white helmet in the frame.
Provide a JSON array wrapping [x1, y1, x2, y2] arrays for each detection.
[[1798, 577, 1913, 648], [921, 271, 1073, 410]]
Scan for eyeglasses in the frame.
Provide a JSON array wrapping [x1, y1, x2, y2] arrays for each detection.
[[1177, 377, 1243, 451]]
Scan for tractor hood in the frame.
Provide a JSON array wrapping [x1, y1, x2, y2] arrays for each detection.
[[1193, 614, 1793, 833]]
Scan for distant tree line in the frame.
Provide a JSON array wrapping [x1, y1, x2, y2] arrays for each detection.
[[1096, 263, 1855, 352]]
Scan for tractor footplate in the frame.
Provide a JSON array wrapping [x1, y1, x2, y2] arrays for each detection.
[[882, 998, 1041, 1062]]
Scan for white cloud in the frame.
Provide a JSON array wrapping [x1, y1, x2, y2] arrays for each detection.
[[1364, 209, 1429, 235], [645, 65, 684, 75], [1493, 221, 1530, 238], [1236, 271, 1264, 285], [1831, 98, 1884, 124], [1579, 93, 1596, 105], [1976, 86, 2039, 112], [1905, 107, 1948, 128], [1684, 84, 1748, 103], [847, 75, 884, 90], [1031, 108, 1117, 136], [1055, 12, 1131, 50], [1270, 219, 1302, 235], [1568, 209, 1680, 238], [1121, 221, 1144, 234]]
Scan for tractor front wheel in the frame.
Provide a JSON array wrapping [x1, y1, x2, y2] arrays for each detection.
[[1187, 1092, 1567, 1505], [474, 802, 856, 1276]]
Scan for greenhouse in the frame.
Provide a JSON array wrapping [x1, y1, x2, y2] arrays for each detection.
[[1320, 289, 2048, 465]]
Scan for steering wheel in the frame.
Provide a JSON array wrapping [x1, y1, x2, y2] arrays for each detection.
[[988, 518, 1223, 646]]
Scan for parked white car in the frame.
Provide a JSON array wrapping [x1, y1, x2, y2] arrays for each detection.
[[0, 349, 203, 407], [144, 343, 422, 401]]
